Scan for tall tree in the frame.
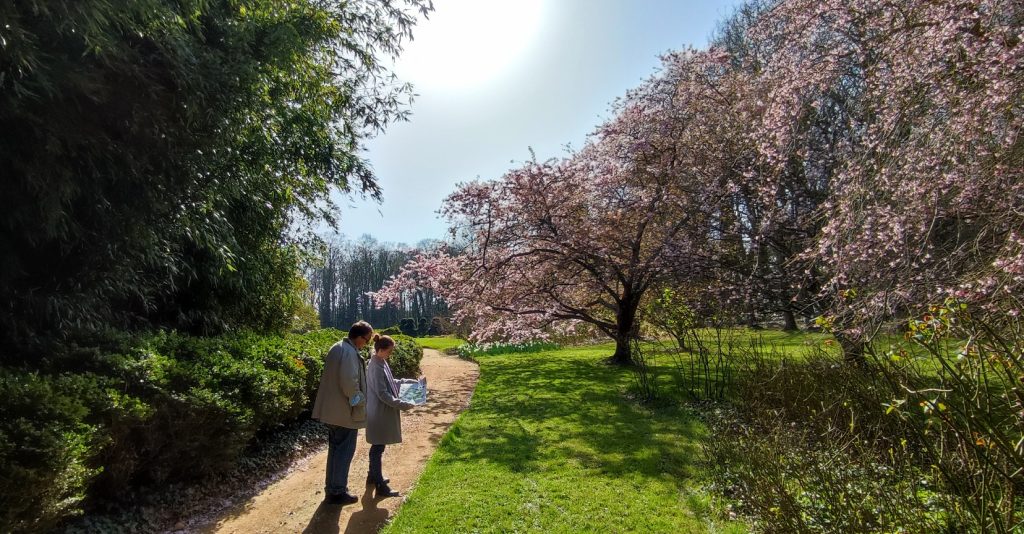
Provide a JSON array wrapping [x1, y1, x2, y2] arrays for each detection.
[[750, 0, 1024, 357], [0, 0, 431, 350], [374, 56, 738, 364]]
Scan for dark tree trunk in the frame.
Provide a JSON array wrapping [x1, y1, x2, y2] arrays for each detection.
[[782, 308, 798, 331], [608, 292, 640, 366], [610, 335, 632, 365]]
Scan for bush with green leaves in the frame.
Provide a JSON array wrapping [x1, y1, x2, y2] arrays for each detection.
[[399, 318, 419, 337], [378, 325, 403, 336], [700, 315, 1024, 532], [0, 370, 103, 533], [702, 348, 948, 532], [428, 316, 451, 335], [0, 328, 344, 532], [379, 334, 423, 379]]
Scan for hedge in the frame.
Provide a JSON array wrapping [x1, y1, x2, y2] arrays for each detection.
[[0, 328, 421, 532], [384, 334, 424, 378]]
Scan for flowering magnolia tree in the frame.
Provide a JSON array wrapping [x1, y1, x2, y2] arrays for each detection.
[[750, 0, 1024, 354], [373, 153, 710, 364], [377, 0, 1022, 366], [373, 59, 756, 364]]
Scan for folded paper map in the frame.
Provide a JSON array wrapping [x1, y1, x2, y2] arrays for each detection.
[[398, 377, 428, 405]]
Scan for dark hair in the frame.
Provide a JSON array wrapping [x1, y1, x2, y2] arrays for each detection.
[[348, 320, 373, 340], [372, 333, 395, 352]]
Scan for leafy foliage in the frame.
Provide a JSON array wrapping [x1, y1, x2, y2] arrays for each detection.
[[386, 334, 424, 378], [0, 328, 343, 532], [0, 0, 430, 346], [0, 370, 102, 533], [400, 317, 420, 337]]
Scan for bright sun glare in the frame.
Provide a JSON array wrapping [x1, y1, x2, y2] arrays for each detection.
[[396, 0, 545, 90]]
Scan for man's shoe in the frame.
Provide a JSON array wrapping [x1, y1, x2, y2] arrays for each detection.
[[375, 484, 401, 498], [366, 476, 390, 485], [325, 492, 358, 505]]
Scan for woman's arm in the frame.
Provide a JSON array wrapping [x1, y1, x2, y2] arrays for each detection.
[[371, 363, 414, 410]]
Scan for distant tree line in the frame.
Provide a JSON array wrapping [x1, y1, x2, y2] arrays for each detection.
[[305, 237, 452, 335]]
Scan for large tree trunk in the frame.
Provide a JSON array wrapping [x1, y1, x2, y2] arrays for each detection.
[[608, 293, 640, 366], [610, 335, 632, 365], [781, 308, 798, 331]]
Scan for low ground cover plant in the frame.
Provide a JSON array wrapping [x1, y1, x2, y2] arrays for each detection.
[[455, 340, 559, 359]]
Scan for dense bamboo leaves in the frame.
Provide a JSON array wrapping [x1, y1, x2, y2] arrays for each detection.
[[0, 0, 431, 348]]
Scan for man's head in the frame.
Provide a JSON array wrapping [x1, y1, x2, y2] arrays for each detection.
[[348, 320, 374, 349]]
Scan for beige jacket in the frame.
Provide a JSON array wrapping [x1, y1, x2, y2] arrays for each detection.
[[366, 356, 414, 445], [312, 339, 367, 429]]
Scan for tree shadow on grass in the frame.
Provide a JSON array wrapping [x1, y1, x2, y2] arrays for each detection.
[[432, 350, 703, 487]]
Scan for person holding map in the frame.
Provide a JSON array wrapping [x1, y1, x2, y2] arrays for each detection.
[[365, 334, 418, 497], [312, 321, 371, 505]]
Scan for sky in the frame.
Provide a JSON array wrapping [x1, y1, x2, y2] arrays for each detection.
[[331, 0, 743, 246]]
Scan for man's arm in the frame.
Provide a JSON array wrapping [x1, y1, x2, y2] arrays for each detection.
[[338, 345, 362, 400]]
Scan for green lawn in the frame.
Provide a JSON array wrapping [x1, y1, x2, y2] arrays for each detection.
[[413, 335, 465, 352], [384, 343, 746, 533]]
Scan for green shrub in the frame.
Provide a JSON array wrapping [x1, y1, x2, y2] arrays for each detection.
[[378, 325, 402, 336], [417, 317, 430, 337], [702, 339, 960, 532], [0, 328, 344, 532], [705, 305, 1024, 532], [428, 316, 448, 335], [399, 318, 418, 336], [0, 370, 103, 533], [289, 298, 321, 333], [387, 334, 423, 378]]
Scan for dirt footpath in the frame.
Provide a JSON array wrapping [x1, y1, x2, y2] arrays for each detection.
[[200, 349, 479, 534]]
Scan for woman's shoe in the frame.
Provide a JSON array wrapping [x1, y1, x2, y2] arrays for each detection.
[[375, 484, 400, 498]]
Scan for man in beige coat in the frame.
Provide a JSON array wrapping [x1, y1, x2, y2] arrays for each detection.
[[312, 321, 371, 505]]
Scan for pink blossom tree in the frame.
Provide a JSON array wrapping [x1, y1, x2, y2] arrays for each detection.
[[376, 0, 1022, 366], [374, 51, 751, 363], [750, 0, 1024, 358]]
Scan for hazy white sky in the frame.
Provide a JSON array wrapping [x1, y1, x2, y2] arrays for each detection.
[[332, 0, 743, 245]]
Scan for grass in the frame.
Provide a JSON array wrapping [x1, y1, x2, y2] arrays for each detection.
[[413, 335, 465, 352], [383, 343, 746, 533]]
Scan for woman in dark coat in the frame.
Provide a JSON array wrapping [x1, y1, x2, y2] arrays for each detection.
[[365, 334, 416, 497]]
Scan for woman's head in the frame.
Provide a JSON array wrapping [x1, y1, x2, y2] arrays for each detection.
[[372, 334, 395, 356]]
